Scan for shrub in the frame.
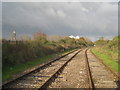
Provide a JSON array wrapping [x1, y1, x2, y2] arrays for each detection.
[[2, 36, 93, 68]]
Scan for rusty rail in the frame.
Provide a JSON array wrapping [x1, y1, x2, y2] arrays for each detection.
[[2, 49, 80, 88], [40, 49, 81, 88], [85, 48, 95, 90], [90, 49, 120, 80]]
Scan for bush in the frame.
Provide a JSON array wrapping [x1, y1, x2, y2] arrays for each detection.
[[93, 35, 119, 61], [2, 36, 93, 68]]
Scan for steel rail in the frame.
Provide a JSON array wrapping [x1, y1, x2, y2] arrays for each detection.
[[90, 49, 120, 80], [39, 49, 82, 88], [2, 48, 79, 88], [85, 48, 95, 90]]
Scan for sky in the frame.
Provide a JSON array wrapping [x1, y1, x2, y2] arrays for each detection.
[[0, 2, 1, 38], [2, 2, 118, 41]]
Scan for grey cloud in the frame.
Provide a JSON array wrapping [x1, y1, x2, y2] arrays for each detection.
[[2, 2, 118, 41], [0, 2, 2, 37]]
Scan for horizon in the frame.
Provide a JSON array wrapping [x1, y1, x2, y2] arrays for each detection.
[[2, 30, 116, 42]]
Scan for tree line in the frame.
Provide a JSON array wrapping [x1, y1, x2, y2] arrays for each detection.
[[2, 32, 94, 68]]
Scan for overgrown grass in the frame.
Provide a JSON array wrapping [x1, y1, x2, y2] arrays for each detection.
[[92, 48, 120, 73], [2, 48, 77, 81]]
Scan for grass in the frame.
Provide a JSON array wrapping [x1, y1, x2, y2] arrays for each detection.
[[2, 48, 77, 82], [92, 48, 120, 73], [2, 54, 55, 81]]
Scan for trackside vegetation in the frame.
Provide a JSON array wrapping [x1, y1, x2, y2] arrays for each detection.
[[92, 35, 120, 73], [2, 33, 94, 81], [2, 49, 76, 81]]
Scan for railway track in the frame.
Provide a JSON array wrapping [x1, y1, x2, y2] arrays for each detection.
[[48, 48, 119, 88], [86, 49, 119, 88], [2, 49, 81, 89], [2, 48, 119, 89], [48, 48, 90, 88]]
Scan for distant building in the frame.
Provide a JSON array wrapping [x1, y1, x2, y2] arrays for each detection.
[[69, 35, 80, 39], [11, 30, 16, 41], [75, 36, 80, 39], [69, 35, 74, 38]]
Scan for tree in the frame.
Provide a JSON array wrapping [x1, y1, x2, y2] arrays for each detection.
[[18, 35, 31, 41], [34, 32, 46, 40], [34, 32, 47, 44], [99, 37, 105, 40]]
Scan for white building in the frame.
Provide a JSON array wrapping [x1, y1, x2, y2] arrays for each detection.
[[75, 36, 80, 39], [69, 35, 74, 38], [69, 35, 80, 39]]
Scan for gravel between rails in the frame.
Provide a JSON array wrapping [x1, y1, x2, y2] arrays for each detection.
[[87, 49, 118, 88], [3, 48, 118, 89], [48, 48, 119, 88], [3, 49, 80, 89], [48, 49, 89, 88]]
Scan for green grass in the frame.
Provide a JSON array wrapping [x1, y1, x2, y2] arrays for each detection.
[[2, 48, 77, 82], [92, 48, 120, 73], [3, 54, 55, 81]]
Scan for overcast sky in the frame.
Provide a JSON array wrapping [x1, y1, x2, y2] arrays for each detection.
[[2, 2, 118, 41]]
